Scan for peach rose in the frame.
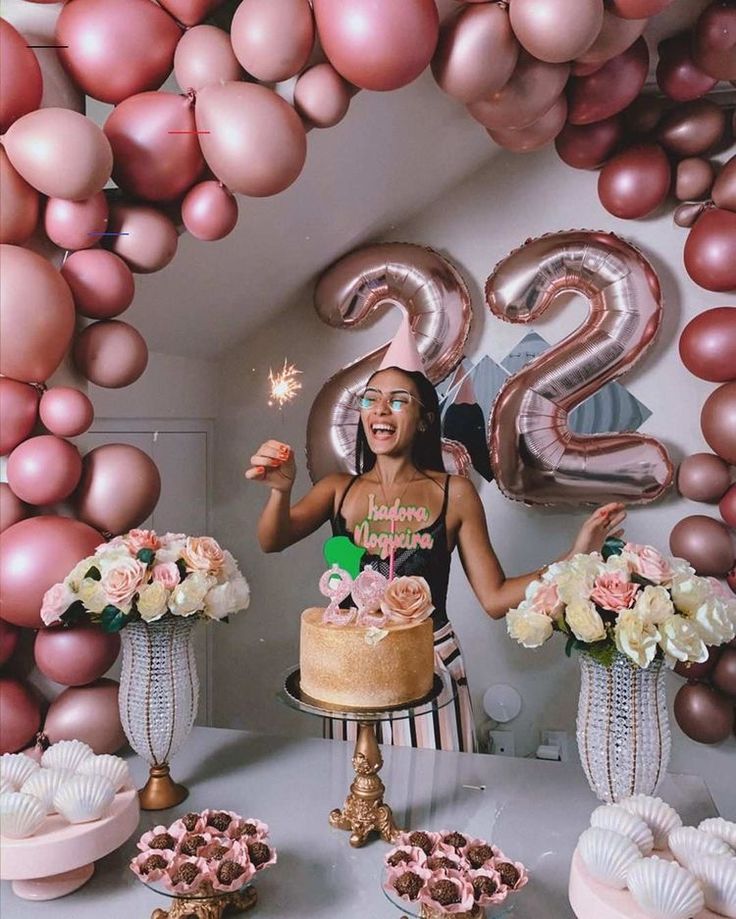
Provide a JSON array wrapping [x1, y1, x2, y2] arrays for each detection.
[[181, 537, 225, 575], [125, 529, 161, 553], [101, 557, 147, 608], [41, 581, 76, 626], [380, 576, 434, 623], [623, 543, 674, 585], [530, 582, 564, 619], [591, 571, 640, 612], [153, 562, 181, 590]]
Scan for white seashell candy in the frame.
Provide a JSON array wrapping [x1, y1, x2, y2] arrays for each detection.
[[577, 826, 642, 889], [0, 792, 46, 838], [21, 768, 73, 815], [669, 826, 733, 870], [699, 818, 736, 852], [689, 854, 736, 918], [77, 754, 131, 793], [0, 753, 39, 791], [41, 739, 94, 773], [0, 778, 15, 795], [54, 774, 115, 824], [619, 795, 683, 851], [627, 856, 705, 919], [590, 804, 655, 855]]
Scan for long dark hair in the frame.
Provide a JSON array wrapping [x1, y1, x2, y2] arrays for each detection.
[[355, 368, 444, 474]]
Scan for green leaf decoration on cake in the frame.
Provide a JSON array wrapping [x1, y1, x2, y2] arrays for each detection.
[[323, 536, 365, 578]]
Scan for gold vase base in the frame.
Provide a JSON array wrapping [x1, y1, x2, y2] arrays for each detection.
[[151, 885, 256, 919], [139, 764, 189, 811], [420, 904, 484, 919]]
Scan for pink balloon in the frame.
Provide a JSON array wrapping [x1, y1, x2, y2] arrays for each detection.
[[174, 25, 243, 92], [509, 0, 603, 64], [0, 147, 39, 246], [0, 516, 102, 628], [720, 483, 736, 528], [104, 203, 178, 274], [231, 0, 314, 83], [0, 620, 20, 667], [157, 0, 222, 26], [679, 306, 736, 382], [0, 19, 43, 133], [702, 381, 736, 465], [35, 625, 120, 687], [624, 95, 665, 135], [656, 32, 718, 102], [74, 320, 149, 389], [39, 387, 95, 437], [567, 36, 648, 125], [44, 193, 109, 251], [7, 435, 82, 506], [675, 158, 715, 202], [181, 181, 238, 241], [693, 0, 736, 81], [196, 82, 307, 197], [608, 0, 673, 16], [293, 63, 353, 129], [0, 678, 41, 754], [0, 378, 40, 455], [677, 452, 732, 502], [313, 0, 439, 91], [61, 249, 135, 320], [657, 100, 726, 158], [486, 95, 567, 153], [76, 444, 160, 535], [576, 10, 646, 66], [674, 202, 707, 229], [597, 143, 671, 219], [713, 155, 736, 212], [684, 208, 736, 293], [57, 0, 182, 104], [0, 483, 28, 534], [555, 115, 623, 169], [670, 514, 735, 576], [0, 245, 75, 384], [43, 678, 125, 754], [104, 92, 205, 202]]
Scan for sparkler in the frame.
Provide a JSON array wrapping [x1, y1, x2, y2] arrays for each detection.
[[267, 359, 303, 409]]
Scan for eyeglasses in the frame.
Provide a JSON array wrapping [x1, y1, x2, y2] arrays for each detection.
[[358, 388, 423, 413]]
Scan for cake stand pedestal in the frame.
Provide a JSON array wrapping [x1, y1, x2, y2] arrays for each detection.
[[278, 669, 454, 848], [144, 880, 257, 919]]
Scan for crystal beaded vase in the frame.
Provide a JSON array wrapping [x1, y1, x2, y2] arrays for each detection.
[[119, 617, 199, 810], [576, 651, 671, 803]]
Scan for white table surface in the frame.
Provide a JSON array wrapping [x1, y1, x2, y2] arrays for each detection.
[[0, 726, 719, 918]]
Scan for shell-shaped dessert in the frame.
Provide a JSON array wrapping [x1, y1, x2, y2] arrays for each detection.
[[689, 854, 736, 918], [21, 768, 73, 815], [53, 774, 115, 824], [41, 739, 94, 773], [699, 818, 736, 852], [77, 754, 131, 793], [0, 778, 14, 795], [669, 825, 733, 870], [0, 792, 46, 838], [627, 857, 705, 919], [0, 753, 39, 791], [577, 826, 642, 889], [590, 804, 655, 856], [619, 795, 683, 851]]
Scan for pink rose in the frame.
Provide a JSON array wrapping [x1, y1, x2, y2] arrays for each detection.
[[153, 562, 181, 590], [624, 543, 674, 585], [381, 576, 434, 623], [125, 529, 161, 553], [101, 557, 147, 608], [40, 581, 75, 626], [530, 582, 563, 619], [181, 536, 225, 575], [590, 571, 640, 612]]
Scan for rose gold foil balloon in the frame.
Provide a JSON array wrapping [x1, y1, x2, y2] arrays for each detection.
[[486, 231, 672, 506], [624, 95, 665, 135], [693, 0, 736, 81], [44, 192, 109, 251], [713, 156, 736, 212], [7, 435, 82, 506], [657, 100, 726, 157], [0, 678, 41, 754], [0, 19, 42, 133], [0, 245, 75, 384], [567, 37, 648, 124], [61, 249, 135, 319], [196, 82, 307, 197], [555, 115, 623, 169], [674, 202, 707, 228], [104, 203, 178, 274], [0, 379, 40, 455], [306, 244, 471, 481], [174, 24, 243, 92], [0, 484, 28, 534], [684, 208, 736, 292], [467, 53, 569, 130], [598, 143, 671, 219], [74, 320, 149, 389], [674, 645, 721, 681], [35, 626, 120, 687], [39, 387, 95, 438], [431, 3, 519, 103], [679, 307, 736, 382], [656, 33, 718, 102], [181, 181, 238, 241], [0, 620, 20, 667], [43, 678, 125, 754], [675, 158, 715, 201], [720, 484, 736, 527], [0, 148, 39, 245], [0, 517, 102, 628], [674, 681, 733, 744], [576, 10, 646, 67], [57, 0, 182, 104], [293, 63, 352, 129], [669, 515, 734, 575], [713, 649, 736, 698], [313, 0, 439, 92], [609, 0, 673, 15], [486, 95, 567, 153], [76, 443, 161, 535], [677, 453, 732, 502], [509, 0, 603, 64], [702, 382, 736, 464], [104, 92, 205, 202], [157, 0, 222, 26], [230, 0, 314, 83]]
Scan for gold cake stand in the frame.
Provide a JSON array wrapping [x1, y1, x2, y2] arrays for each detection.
[[143, 879, 257, 919], [278, 669, 453, 848]]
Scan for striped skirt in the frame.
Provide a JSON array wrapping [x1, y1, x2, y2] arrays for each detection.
[[323, 621, 477, 753]]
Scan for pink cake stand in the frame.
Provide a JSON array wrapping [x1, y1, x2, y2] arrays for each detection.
[[0, 785, 140, 901]]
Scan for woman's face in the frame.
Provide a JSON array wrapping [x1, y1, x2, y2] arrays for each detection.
[[359, 369, 424, 458]]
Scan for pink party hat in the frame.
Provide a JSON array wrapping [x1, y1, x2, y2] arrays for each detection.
[[379, 315, 424, 373]]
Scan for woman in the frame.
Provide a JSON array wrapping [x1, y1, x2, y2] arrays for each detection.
[[246, 365, 626, 752]]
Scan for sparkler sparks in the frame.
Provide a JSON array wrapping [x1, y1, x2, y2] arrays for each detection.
[[268, 359, 303, 409]]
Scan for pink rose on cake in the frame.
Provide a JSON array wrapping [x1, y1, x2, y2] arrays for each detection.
[[381, 575, 434, 624], [590, 571, 640, 612], [623, 543, 674, 585]]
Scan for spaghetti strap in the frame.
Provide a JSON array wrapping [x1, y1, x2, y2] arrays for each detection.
[[441, 474, 451, 521], [334, 475, 359, 521]]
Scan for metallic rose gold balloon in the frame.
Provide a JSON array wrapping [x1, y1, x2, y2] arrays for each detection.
[[174, 25, 243, 93], [486, 231, 672, 506], [486, 95, 567, 153], [44, 192, 109, 251], [34, 625, 120, 687], [598, 143, 671, 219], [555, 116, 623, 170], [157, 0, 222, 26], [105, 203, 178, 274], [702, 381, 736, 464], [61, 249, 135, 319], [674, 681, 733, 744], [74, 320, 149, 389], [231, 0, 314, 83], [306, 244, 471, 481], [693, 0, 736, 81], [567, 37, 648, 125], [713, 648, 736, 698], [624, 95, 665, 135], [0, 619, 20, 667], [657, 100, 726, 157], [684, 208, 736, 293], [510, 0, 603, 64], [39, 387, 95, 438], [7, 435, 82, 506], [713, 155, 736, 212], [677, 452, 732, 502], [720, 483, 736, 527], [0, 484, 28, 534], [0, 378, 40, 455], [0, 678, 41, 754], [0, 19, 42, 133], [441, 439, 472, 478], [679, 306, 736, 383], [669, 514, 735, 575], [576, 10, 646, 66], [0, 148, 39, 246], [674, 202, 707, 228], [675, 158, 715, 201], [293, 63, 353, 129], [181, 181, 239, 241], [43, 678, 126, 754], [656, 33, 718, 102]]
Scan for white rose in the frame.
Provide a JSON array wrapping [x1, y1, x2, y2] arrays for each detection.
[[137, 581, 169, 622], [566, 598, 606, 643], [633, 585, 675, 624], [203, 577, 249, 620], [155, 533, 187, 565], [670, 556, 696, 577], [571, 553, 606, 579], [78, 577, 108, 614], [605, 554, 631, 577], [507, 605, 554, 649], [658, 616, 708, 665], [670, 574, 710, 615], [66, 556, 98, 591], [169, 571, 214, 617], [96, 547, 136, 575], [524, 579, 543, 603], [221, 550, 239, 580], [556, 571, 594, 606], [688, 598, 736, 645], [230, 576, 250, 612], [615, 609, 660, 668]]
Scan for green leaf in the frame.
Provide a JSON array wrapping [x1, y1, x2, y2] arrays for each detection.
[[86, 566, 101, 581], [137, 548, 155, 565], [602, 536, 626, 561], [61, 600, 89, 627], [584, 640, 617, 668], [565, 635, 576, 658], [101, 605, 128, 633], [176, 559, 188, 580]]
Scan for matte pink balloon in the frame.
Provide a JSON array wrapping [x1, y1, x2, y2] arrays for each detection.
[[431, 3, 520, 103], [674, 681, 733, 744], [231, 0, 314, 83], [74, 320, 149, 389], [679, 307, 736, 382], [669, 514, 735, 576], [44, 193, 109, 251], [486, 95, 567, 153], [104, 92, 205, 202], [196, 82, 307, 197], [567, 37, 648, 124], [0, 678, 41, 754], [510, 0, 603, 64], [105, 203, 178, 274], [0, 19, 42, 133], [39, 387, 95, 437], [675, 158, 715, 201], [713, 156, 736, 212], [608, 0, 673, 16], [0, 620, 20, 667], [693, 0, 736, 81], [624, 95, 665, 135], [61, 249, 135, 320], [702, 381, 736, 464], [656, 32, 717, 102], [657, 100, 726, 158], [0, 516, 102, 628], [181, 181, 238, 241], [158, 0, 222, 26], [0, 245, 75, 384], [35, 625, 120, 687], [174, 25, 243, 92], [76, 443, 161, 535], [0, 378, 40, 455], [43, 678, 125, 754], [7, 435, 82, 506], [684, 208, 736, 293], [293, 63, 353, 129], [598, 143, 671, 219], [0, 147, 39, 246], [576, 10, 646, 66], [677, 452, 732, 502], [313, 0, 439, 91], [57, 0, 182, 104], [555, 115, 623, 169], [720, 484, 736, 528], [0, 484, 28, 534]]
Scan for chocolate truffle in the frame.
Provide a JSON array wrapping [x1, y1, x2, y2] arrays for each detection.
[[141, 855, 168, 875], [430, 879, 461, 906], [181, 813, 200, 832], [407, 831, 433, 854], [426, 856, 457, 870], [207, 811, 232, 832], [171, 862, 200, 886], [149, 832, 176, 850], [247, 842, 271, 867], [217, 860, 245, 886], [442, 832, 467, 850], [387, 850, 413, 867], [467, 844, 495, 868], [393, 871, 423, 900], [179, 834, 206, 856], [207, 845, 230, 861], [497, 862, 520, 888], [472, 875, 498, 900]]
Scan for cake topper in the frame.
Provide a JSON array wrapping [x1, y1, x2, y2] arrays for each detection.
[[323, 535, 365, 578]]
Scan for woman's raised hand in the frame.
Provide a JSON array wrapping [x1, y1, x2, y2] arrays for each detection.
[[569, 502, 627, 557], [244, 440, 295, 493]]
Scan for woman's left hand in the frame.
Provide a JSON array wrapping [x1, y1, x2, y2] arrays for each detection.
[[568, 502, 627, 557]]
